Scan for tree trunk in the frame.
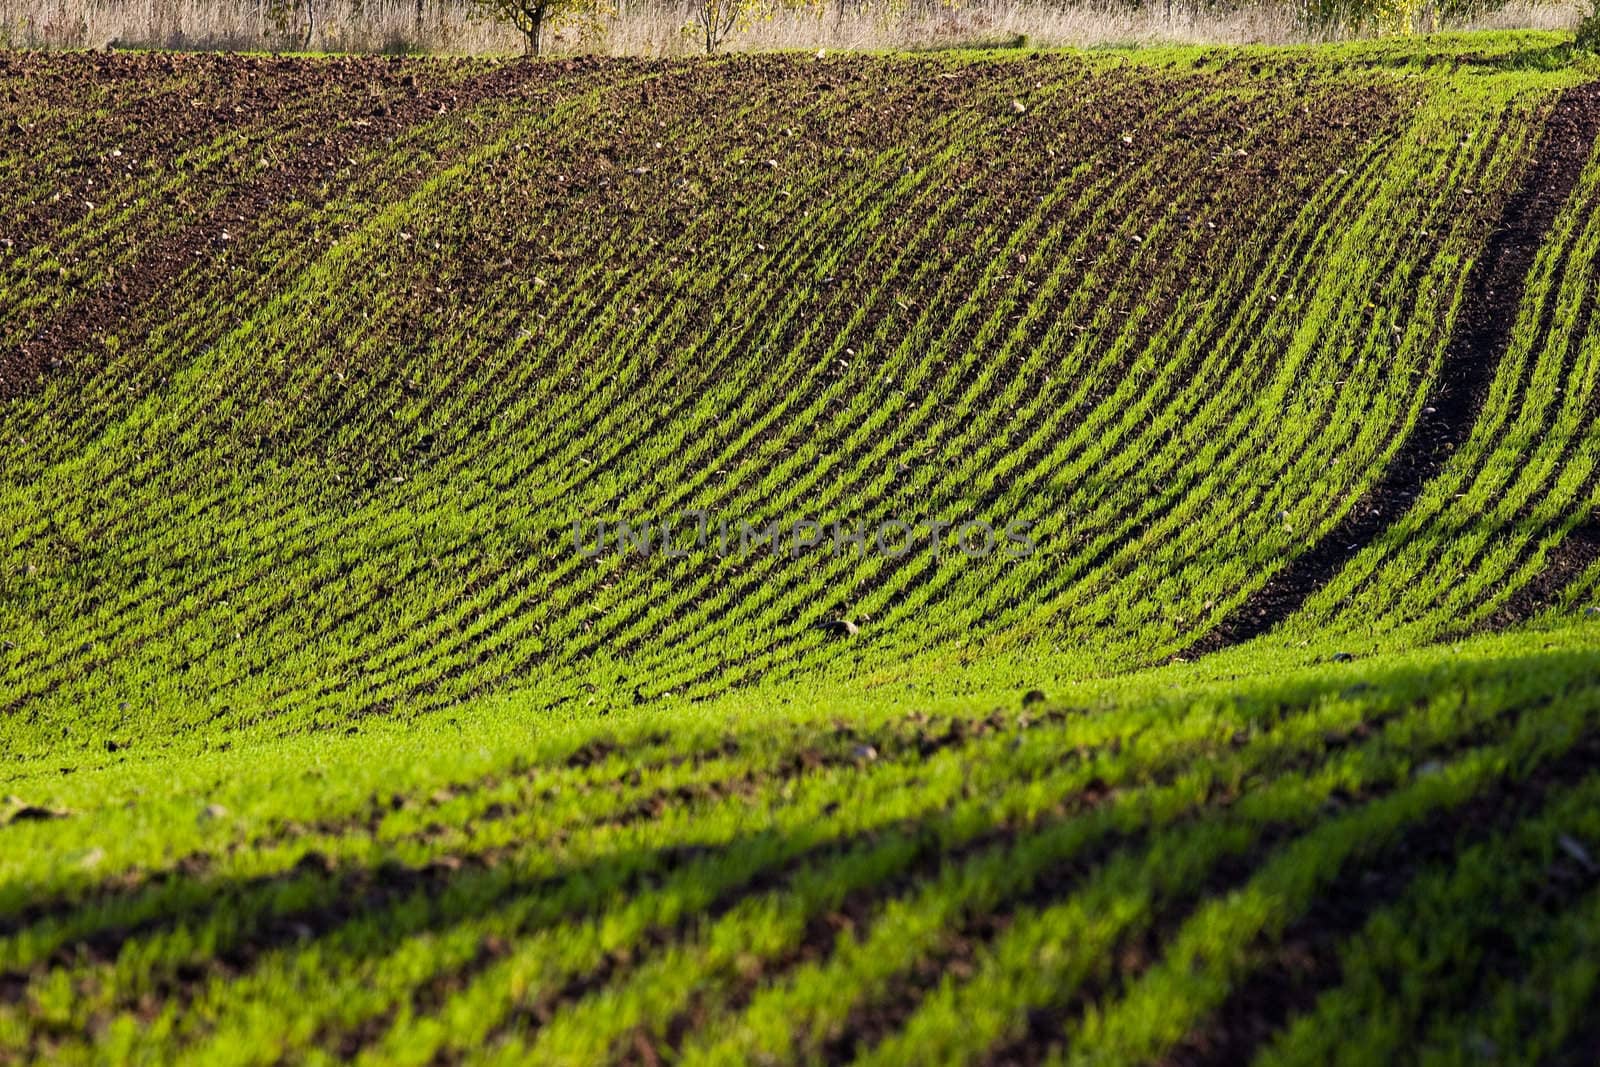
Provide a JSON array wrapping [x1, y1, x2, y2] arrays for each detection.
[[303, 0, 316, 48], [531, 5, 544, 54]]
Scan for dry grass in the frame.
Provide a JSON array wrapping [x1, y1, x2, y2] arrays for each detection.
[[0, 0, 515, 51], [0, 0, 1579, 55]]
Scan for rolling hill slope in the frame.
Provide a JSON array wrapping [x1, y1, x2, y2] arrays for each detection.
[[4, 34, 1600, 1064]]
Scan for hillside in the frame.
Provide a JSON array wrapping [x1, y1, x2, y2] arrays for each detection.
[[5, 35, 1600, 1063]]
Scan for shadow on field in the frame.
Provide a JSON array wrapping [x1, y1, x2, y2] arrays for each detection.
[[5, 639, 1600, 1059]]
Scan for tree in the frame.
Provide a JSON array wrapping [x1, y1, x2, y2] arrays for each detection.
[[690, 0, 765, 53], [469, 0, 592, 54], [1581, 0, 1600, 53]]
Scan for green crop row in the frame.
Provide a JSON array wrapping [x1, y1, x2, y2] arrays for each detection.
[[6, 35, 1600, 1062]]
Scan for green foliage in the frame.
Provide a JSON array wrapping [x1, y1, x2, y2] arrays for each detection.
[[1293, 0, 1511, 36], [262, 0, 315, 48], [685, 0, 771, 52], [467, 0, 606, 52], [1577, 0, 1600, 54]]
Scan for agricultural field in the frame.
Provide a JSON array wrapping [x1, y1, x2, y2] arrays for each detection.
[[4, 30, 1600, 1063]]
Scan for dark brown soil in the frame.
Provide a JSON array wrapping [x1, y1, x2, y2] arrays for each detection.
[[0, 54, 612, 400]]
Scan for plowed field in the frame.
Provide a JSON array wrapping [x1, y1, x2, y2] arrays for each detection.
[[5, 33, 1600, 1065]]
